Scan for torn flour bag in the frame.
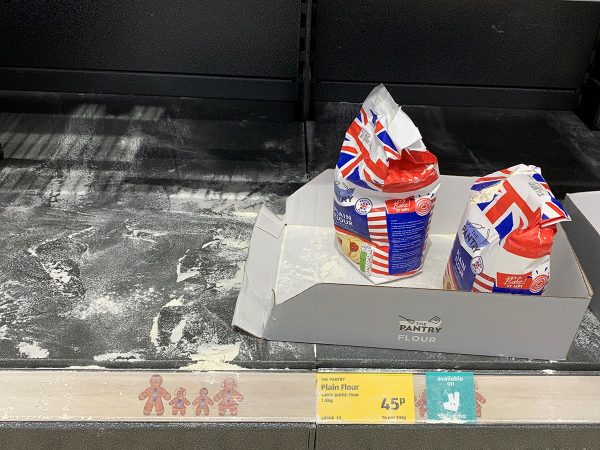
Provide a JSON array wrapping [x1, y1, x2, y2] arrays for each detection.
[[333, 84, 440, 283], [443, 164, 570, 295]]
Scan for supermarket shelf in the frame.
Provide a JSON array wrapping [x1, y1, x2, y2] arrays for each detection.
[[0, 370, 315, 423], [2, 369, 600, 425], [1, 106, 600, 449]]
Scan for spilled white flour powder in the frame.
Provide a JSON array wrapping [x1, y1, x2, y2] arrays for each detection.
[[168, 186, 268, 214], [124, 224, 168, 243], [181, 342, 244, 371], [65, 365, 105, 370], [150, 315, 160, 347], [43, 168, 96, 208], [170, 318, 187, 344], [163, 297, 184, 308], [216, 262, 245, 291], [93, 351, 142, 362], [213, 233, 250, 250], [573, 309, 600, 356], [17, 341, 49, 359], [275, 226, 455, 302], [67, 226, 95, 239], [27, 235, 60, 258], [150, 296, 185, 347], [45, 263, 72, 284], [176, 253, 200, 282], [201, 240, 220, 249], [233, 211, 259, 219], [76, 294, 122, 320]]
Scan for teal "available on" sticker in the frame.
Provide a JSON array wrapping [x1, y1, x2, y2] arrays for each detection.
[[425, 371, 476, 422]]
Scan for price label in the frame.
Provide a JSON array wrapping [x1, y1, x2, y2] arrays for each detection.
[[317, 372, 415, 423]]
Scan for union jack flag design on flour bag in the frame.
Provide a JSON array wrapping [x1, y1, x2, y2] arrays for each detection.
[[333, 84, 440, 283], [443, 164, 570, 296]]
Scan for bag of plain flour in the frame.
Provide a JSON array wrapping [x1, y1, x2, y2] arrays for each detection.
[[443, 164, 570, 295], [333, 84, 440, 283]]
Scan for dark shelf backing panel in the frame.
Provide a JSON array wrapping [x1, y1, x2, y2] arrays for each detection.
[[0, 0, 301, 79], [0, 0, 302, 102], [313, 0, 600, 109]]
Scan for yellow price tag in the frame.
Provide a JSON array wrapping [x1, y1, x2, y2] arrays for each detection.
[[317, 372, 415, 423]]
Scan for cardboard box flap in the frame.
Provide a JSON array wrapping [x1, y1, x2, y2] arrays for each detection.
[[546, 226, 593, 299], [428, 175, 476, 234], [286, 169, 475, 234], [286, 169, 334, 228], [232, 206, 282, 337], [566, 192, 600, 236], [255, 205, 284, 238], [564, 192, 599, 319]]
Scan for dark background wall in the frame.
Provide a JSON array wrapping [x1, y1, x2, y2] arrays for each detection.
[[0, 0, 599, 116], [313, 0, 600, 110], [0, 0, 302, 102]]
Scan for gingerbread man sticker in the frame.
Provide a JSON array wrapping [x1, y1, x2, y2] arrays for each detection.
[[415, 389, 427, 418], [192, 387, 214, 416], [138, 374, 171, 416], [214, 377, 244, 416], [474, 381, 486, 418], [169, 387, 190, 416], [415, 382, 487, 419]]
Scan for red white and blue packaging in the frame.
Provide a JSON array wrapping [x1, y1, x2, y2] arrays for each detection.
[[443, 164, 570, 295], [333, 84, 440, 283]]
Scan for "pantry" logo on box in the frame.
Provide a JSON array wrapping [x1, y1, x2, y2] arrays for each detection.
[[397, 315, 442, 344]]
